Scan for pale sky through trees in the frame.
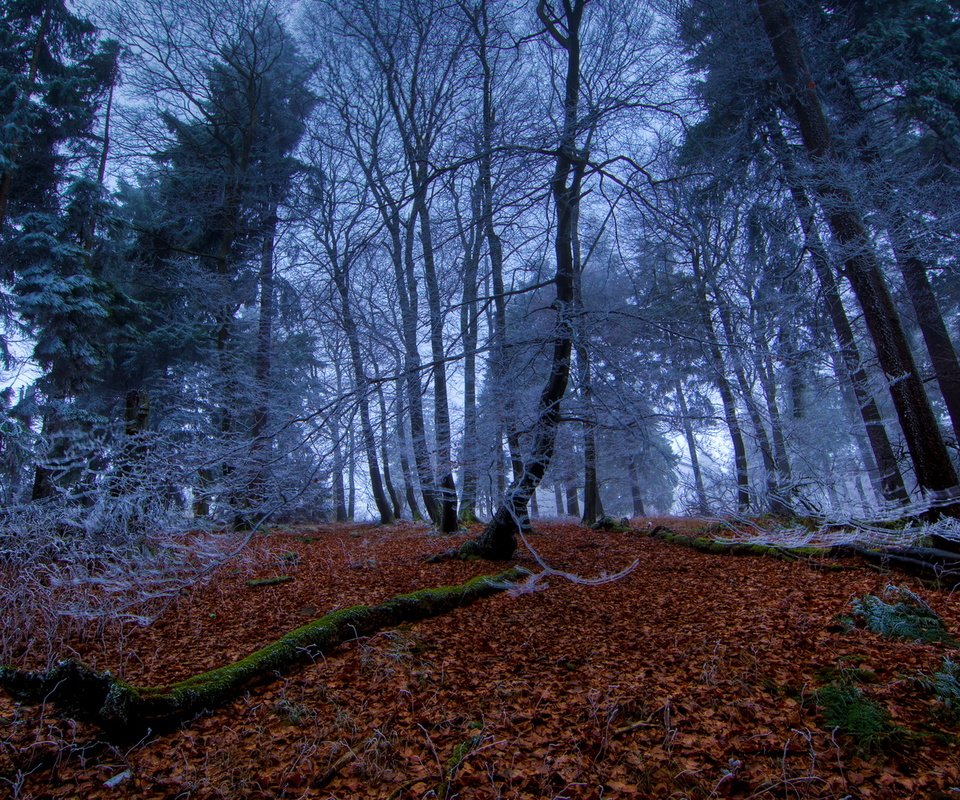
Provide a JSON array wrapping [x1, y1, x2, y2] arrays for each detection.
[[1, 0, 959, 535]]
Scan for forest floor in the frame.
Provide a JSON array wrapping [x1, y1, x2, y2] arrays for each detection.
[[2, 518, 960, 799]]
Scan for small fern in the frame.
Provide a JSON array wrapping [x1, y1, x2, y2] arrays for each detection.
[[816, 681, 899, 754], [925, 658, 960, 713], [850, 585, 954, 644]]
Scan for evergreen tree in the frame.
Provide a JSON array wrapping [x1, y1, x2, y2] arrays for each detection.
[[0, 2, 120, 502]]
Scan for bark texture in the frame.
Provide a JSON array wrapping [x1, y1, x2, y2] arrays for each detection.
[[766, 116, 909, 503], [756, 0, 959, 499], [472, 0, 586, 559]]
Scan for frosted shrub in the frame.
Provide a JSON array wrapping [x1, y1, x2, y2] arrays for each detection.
[[851, 585, 953, 644], [930, 658, 960, 711]]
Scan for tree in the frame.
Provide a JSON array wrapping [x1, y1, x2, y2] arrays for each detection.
[[0, 1, 120, 502], [303, 149, 395, 524], [0, 1, 117, 233], [756, 0, 959, 503], [317, 0, 472, 532], [109, 0, 320, 524], [473, 0, 589, 558]]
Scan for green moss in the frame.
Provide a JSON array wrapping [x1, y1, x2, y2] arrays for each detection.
[[151, 603, 379, 705], [590, 516, 632, 532], [246, 575, 293, 587], [456, 540, 483, 560], [692, 537, 715, 550], [815, 665, 878, 685], [653, 530, 829, 561], [458, 509, 480, 525], [839, 653, 871, 665], [448, 734, 484, 770], [1, 568, 528, 733]]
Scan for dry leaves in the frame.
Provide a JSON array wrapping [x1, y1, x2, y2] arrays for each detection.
[[2, 517, 959, 798]]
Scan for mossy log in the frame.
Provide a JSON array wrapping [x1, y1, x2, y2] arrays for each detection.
[[245, 575, 293, 587], [0, 568, 527, 736], [834, 546, 960, 589], [648, 527, 960, 587], [647, 527, 826, 560]]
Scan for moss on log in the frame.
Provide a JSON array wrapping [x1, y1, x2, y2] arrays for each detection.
[[648, 526, 960, 587], [647, 527, 826, 560], [246, 575, 293, 587], [0, 568, 527, 736]]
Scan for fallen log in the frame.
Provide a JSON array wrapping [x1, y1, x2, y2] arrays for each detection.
[[0, 568, 527, 737], [832, 546, 960, 588], [646, 527, 960, 589]]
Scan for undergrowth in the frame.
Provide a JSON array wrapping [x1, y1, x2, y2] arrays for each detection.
[[920, 657, 960, 718], [815, 677, 900, 754], [850, 585, 955, 644]]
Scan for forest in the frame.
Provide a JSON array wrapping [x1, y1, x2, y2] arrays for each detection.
[[2, 0, 960, 797]]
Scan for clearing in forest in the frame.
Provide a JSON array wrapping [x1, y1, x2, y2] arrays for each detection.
[[2, 519, 959, 799]]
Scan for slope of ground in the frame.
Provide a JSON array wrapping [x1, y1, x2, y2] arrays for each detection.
[[2, 518, 959, 798]]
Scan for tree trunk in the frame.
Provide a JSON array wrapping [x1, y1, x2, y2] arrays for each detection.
[[414, 187, 458, 532], [691, 249, 751, 511], [576, 340, 604, 523], [472, 0, 586, 560], [757, 0, 959, 502], [373, 364, 403, 520], [394, 372, 423, 520], [890, 230, 960, 446], [711, 285, 788, 515], [691, 250, 750, 511], [0, 569, 527, 735], [114, 389, 150, 519], [494, 436, 507, 509], [382, 221, 437, 523], [245, 202, 279, 523], [829, 72, 960, 447], [330, 414, 348, 523], [830, 347, 883, 505], [675, 376, 709, 514], [333, 258, 393, 525], [566, 481, 581, 519], [475, 0, 586, 560], [580, 393, 604, 523], [572, 203, 603, 525], [766, 115, 909, 503], [629, 456, 646, 517], [30, 412, 55, 502], [393, 216, 441, 524], [474, 3, 522, 495], [458, 180, 483, 523], [751, 332, 793, 494], [252, 208, 277, 444], [347, 425, 356, 521]]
